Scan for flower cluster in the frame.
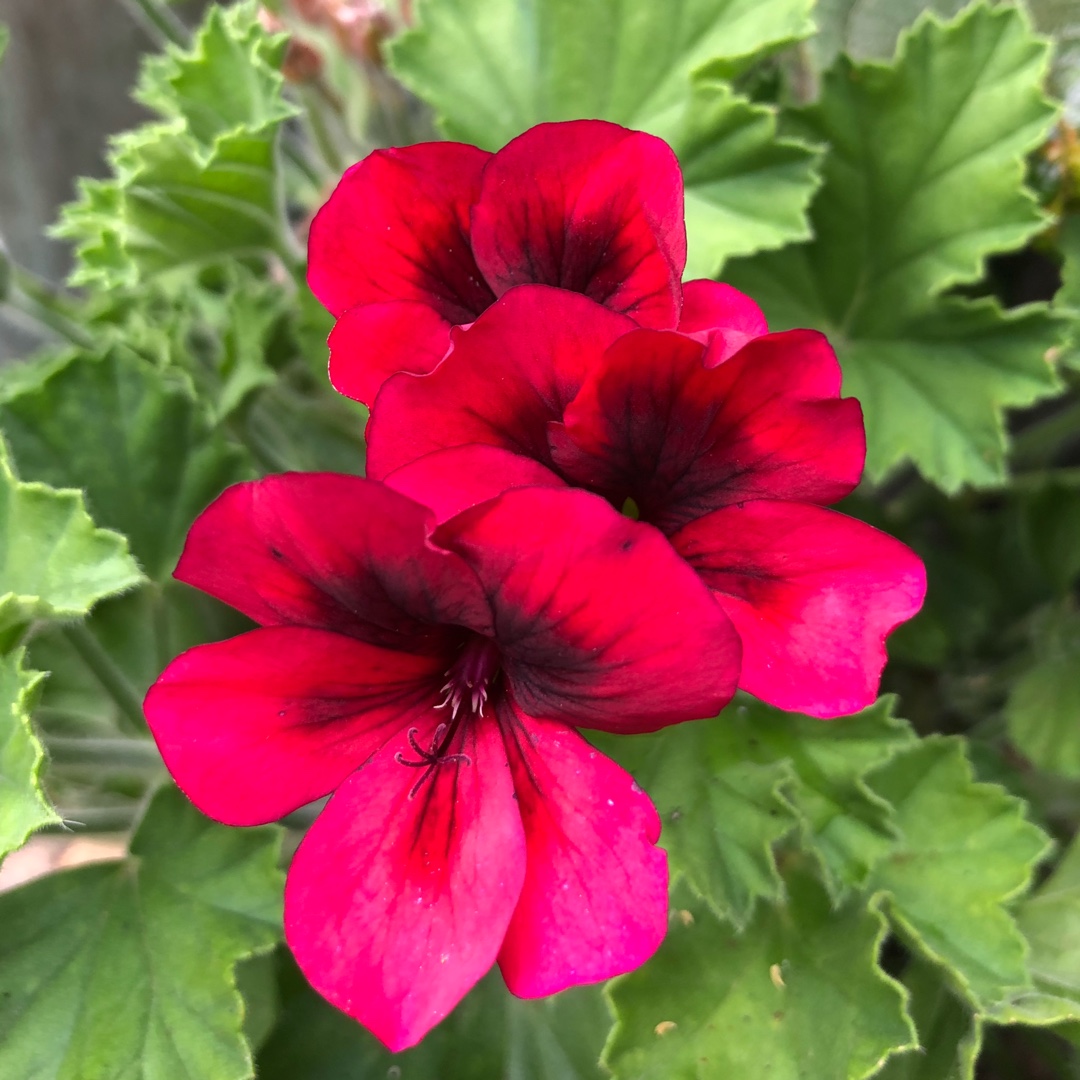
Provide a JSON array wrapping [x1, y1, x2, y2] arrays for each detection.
[[146, 120, 926, 1051]]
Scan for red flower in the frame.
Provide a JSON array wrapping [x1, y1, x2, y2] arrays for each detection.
[[307, 119, 739, 406], [367, 286, 927, 718], [144, 474, 740, 1050]]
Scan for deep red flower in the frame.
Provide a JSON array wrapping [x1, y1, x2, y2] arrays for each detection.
[[307, 118, 720, 406], [144, 474, 740, 1050], [367, 285, 927, 718]]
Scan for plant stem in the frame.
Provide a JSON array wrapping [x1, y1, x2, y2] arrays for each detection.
[[63, 624, 147, 735], [120, 0, 188, 48], [5, 269, 95, 349], [47, 736, 162, 769]]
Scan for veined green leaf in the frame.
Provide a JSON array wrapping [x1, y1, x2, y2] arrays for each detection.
[[0, 786, 283, 1080], [0, 650, 57, 862], [727, 4, 1062, 491], [866, 737, 1052, 1009], [603, 874, 917, 1080]]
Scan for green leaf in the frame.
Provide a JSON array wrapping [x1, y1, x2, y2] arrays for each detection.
[[0, 649, 57, 861], [877, 957, 982, 1080], [865, 737, 1052, 1009], [603, 874, 917, 1080], [656, 79, 822, 278], [0, 440, 144, 636], [1060, 215, 1080, 369], [0, 347, 250, 581], [54, 1, 298, 289], [259, 964, 609, 1079], [602, 697, 912, 919], [1005, 604, 1080, 778], [987, 833, 1080, 1028], [726, 4, 1062, 491], [390, 0, 815, 149], [0, 785, 283, 1080]]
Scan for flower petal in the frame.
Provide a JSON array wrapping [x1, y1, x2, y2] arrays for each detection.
[[497, 708, 667, 997], [366, 285, 634, 480], [672, 501, 927, 718], [678, 279, 768, 361], [435, 486, 741, 733], [144, 627, 443, 825], [470, 121, 685, 329], [328, 300, 451, 407], [308, 142, 495, 320], [285, 718, 525, 1052], [384, 444, 566, 525], [176, 473, 492, 649], [550, 328, 865, 532]]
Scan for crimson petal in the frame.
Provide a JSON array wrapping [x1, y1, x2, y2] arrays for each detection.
[[672, 501, 927, 718], [497, 707, 667, 997], [144, 627, 443, 825], [677, 279, 768, 361], [550, 328, 865, 533], [435, 486, 741, 733], [285, 719, 525, 1052], [471, 121, 686, 329], [176, 473, 492, 650], [367, 286, 634, 480], [328, 300, 452, 407], [307, 142, 495, 321]]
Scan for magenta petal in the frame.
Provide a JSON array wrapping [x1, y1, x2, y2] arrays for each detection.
[[497, 708, 667, 997], [384, 444, 566, 525], [307, 142, 494, 320], [285, 719, 525, 1052], [672, 501, 927, 718], [366, 285, 634, 480], [176, 473, 492, 648], [144, 627, 442, 825], [471, 120, 686, 329], [328, 301, 451, 407], [678, 279, 768, 361], [435, 486, 741, 732], [551, 327, 866, 532]]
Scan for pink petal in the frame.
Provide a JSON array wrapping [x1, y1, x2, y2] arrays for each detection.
[[384, 444, 566, 525], [678, 279, 768, 362], [497, 707, 667, 997], [328, 301, 451, 407], [435, 486, 741, 733], [550, 327, 865, 533], [366, 285, 634, 480], [471, 120, 686, 329], [307, 142, 494, 320], [176, 473, 492, 648], [285, 719, 525, 1052], [672, 501, 927, 718], [144, 627, 443, 825]]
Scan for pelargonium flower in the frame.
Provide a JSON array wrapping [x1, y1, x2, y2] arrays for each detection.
[[366, 285, 927, 718], [308, 118, 752, 406], [144, 473, 740, 1050]]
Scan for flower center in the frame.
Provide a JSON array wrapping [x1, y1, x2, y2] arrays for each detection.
[[394, 636, 501, 798]]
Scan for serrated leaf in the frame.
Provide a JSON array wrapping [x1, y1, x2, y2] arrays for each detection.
[[54, 1, 297, 289], [654, 79, 822, 278], [259, 964, 608, 1079], [726, 4, 1062, 491], [987, 833, 1080, 1028], [0, 347, 250, 581], [0, 649, 57, 860], [390, 0, 815, 149], [1005, 604, 1080, 778], [0, 440, 144, 636], [601, 697, 913, 919], [865, 737, 1052, 1009], [603, 873, 917, 1080], [0, 785, 283, 1080], [877, 957, 982, 1080]]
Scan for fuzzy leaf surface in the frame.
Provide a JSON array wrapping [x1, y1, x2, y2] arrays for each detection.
[[0, 786, 283, 1080], [726, 4, 1062, 490]]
